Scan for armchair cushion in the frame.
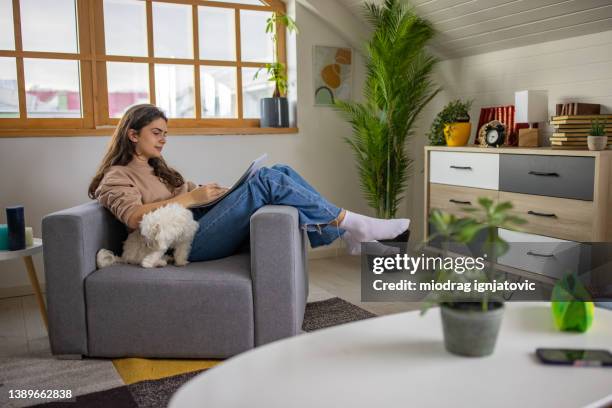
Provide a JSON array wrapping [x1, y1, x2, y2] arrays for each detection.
[[86, 254, 254, 358]]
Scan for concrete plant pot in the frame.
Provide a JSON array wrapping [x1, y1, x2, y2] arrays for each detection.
[[440, 302, 504, 357], [587, 135, 608, 151], [260, 97, 289, 128]]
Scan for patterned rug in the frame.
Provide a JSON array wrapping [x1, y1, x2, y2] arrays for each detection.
[[31, 298, 376, 408]]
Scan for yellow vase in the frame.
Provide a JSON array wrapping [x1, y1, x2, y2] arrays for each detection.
[[444, 122, 472, 146]]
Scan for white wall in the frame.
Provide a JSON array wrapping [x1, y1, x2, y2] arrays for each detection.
[[407, 29, 612, 244], [0, 1, 370, 293]]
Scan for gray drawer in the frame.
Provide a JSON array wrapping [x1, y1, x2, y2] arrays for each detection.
[[497, 229, 584, 279], [499, 154, 594, 200]]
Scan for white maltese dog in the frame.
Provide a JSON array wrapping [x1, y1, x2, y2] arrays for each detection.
[[96, 203, 199, 269]]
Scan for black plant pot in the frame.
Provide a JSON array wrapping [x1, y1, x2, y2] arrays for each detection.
[[260, 97, 289, 128]]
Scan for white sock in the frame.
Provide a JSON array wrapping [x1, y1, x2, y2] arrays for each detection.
[[342, 231, 400, 256], [339, 211, 410, 243]]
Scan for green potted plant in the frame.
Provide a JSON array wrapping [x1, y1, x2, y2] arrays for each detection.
[[334, 0, 440, 219], [424, 198, 525, 357], [587, 118, 607, 151], [256, 12, 298, 128], [427, 99, 473, 146]]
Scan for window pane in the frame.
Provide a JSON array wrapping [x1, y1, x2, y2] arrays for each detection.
[[104, 0, 147, 57], [24, 59, 81, 118], [0, 0, 15, 50], [198, 6, 235, 61], [106, 62, 149, 118], [240, 10, 273, 63], [200, 66, 236, 118], [153, 3, 193, 59], [241, 67, 274, 119], [21, 0, 78, 53], [155, 64, 195, 119], [0, 57, 18, 117], [207, 0, 265, 5]]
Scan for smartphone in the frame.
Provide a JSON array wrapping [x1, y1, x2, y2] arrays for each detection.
[[536, 348, 612, 367]]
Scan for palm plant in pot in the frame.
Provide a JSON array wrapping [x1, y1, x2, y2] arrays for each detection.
[[424, 198, 525, 357], [334, 0, 440, 219], [256, 12, 298, 128], [587, 119, 607, 151]]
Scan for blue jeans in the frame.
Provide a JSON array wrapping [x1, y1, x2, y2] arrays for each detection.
[[188, 164, 346, 262]]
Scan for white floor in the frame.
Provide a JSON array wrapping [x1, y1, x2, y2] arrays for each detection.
[[0, 294, 48, 357], [308, 255, 421, 315], [0, 255, 420, 357]]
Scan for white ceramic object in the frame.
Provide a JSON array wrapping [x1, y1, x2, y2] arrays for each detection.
[[587, 135, 608, 151], [429, 151, 500, 190]]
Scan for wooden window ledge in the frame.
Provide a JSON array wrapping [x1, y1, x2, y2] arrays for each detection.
[[0, 127, 299, 138]]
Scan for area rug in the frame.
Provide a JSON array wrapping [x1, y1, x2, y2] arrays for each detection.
[[112, 358, 221, 385], [110, 297, 377, 385], [27, 297, 376, 408]]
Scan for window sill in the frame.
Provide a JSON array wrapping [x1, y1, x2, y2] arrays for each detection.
[[0, 127, 299, 138]]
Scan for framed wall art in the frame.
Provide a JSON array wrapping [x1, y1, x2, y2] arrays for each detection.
[[313, 45, 353, 106]]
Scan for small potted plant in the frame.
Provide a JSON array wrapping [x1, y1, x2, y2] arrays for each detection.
[[587, 119, 607, 151], [256, 12, 298, 128], [427, 99, 473, 146], [423, 198, 525, 357]]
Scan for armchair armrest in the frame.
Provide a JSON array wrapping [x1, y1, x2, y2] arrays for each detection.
[[250, 205, 308, 346], [42, 201, 126, 355]]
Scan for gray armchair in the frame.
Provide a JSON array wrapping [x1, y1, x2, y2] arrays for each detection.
[[42, 202, 308, 359]]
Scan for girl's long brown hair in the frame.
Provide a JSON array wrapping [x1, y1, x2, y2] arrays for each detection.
[[88, 104, 185, 199]]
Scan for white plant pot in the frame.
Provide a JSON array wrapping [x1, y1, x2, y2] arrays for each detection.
[[587, 135, 608, 151]]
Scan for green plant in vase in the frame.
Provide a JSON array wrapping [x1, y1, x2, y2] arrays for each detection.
[[255, 11, 298, 127], [334, 0, 440, 219], [423, 198, 526, 357], [587, 118, 608, 151], [427, 99, 473, 146]]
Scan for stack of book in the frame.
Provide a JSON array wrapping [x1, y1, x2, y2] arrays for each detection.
[[549, 114, 612, 149]]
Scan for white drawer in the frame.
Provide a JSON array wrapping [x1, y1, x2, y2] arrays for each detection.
[[429, 151, 499, 190], [497, 229, 582, 279]]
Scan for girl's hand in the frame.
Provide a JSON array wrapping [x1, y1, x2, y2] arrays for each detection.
[[189, 183, 229, 205]]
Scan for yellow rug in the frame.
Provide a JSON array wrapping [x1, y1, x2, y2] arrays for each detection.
[[112, 358, 222, 385]]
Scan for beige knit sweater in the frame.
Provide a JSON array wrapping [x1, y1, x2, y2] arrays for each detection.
[[94, 158, 196, 226]]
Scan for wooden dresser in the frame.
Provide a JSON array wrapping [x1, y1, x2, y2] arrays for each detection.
[[424, 146, 612, 281]]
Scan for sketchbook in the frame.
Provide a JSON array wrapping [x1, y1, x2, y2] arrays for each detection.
[[190, 154, 268, 209]]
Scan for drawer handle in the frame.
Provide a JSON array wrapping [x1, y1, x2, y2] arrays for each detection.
[[527, 210, 557, 218], [528, 171, 559, 177], [449, 199, 471, 205], [526, 251, 555, 258], [450, 165, 472, 170]]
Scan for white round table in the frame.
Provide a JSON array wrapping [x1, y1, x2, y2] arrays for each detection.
[[169, 302, 612, 408], [0, 238, 47, 329]]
